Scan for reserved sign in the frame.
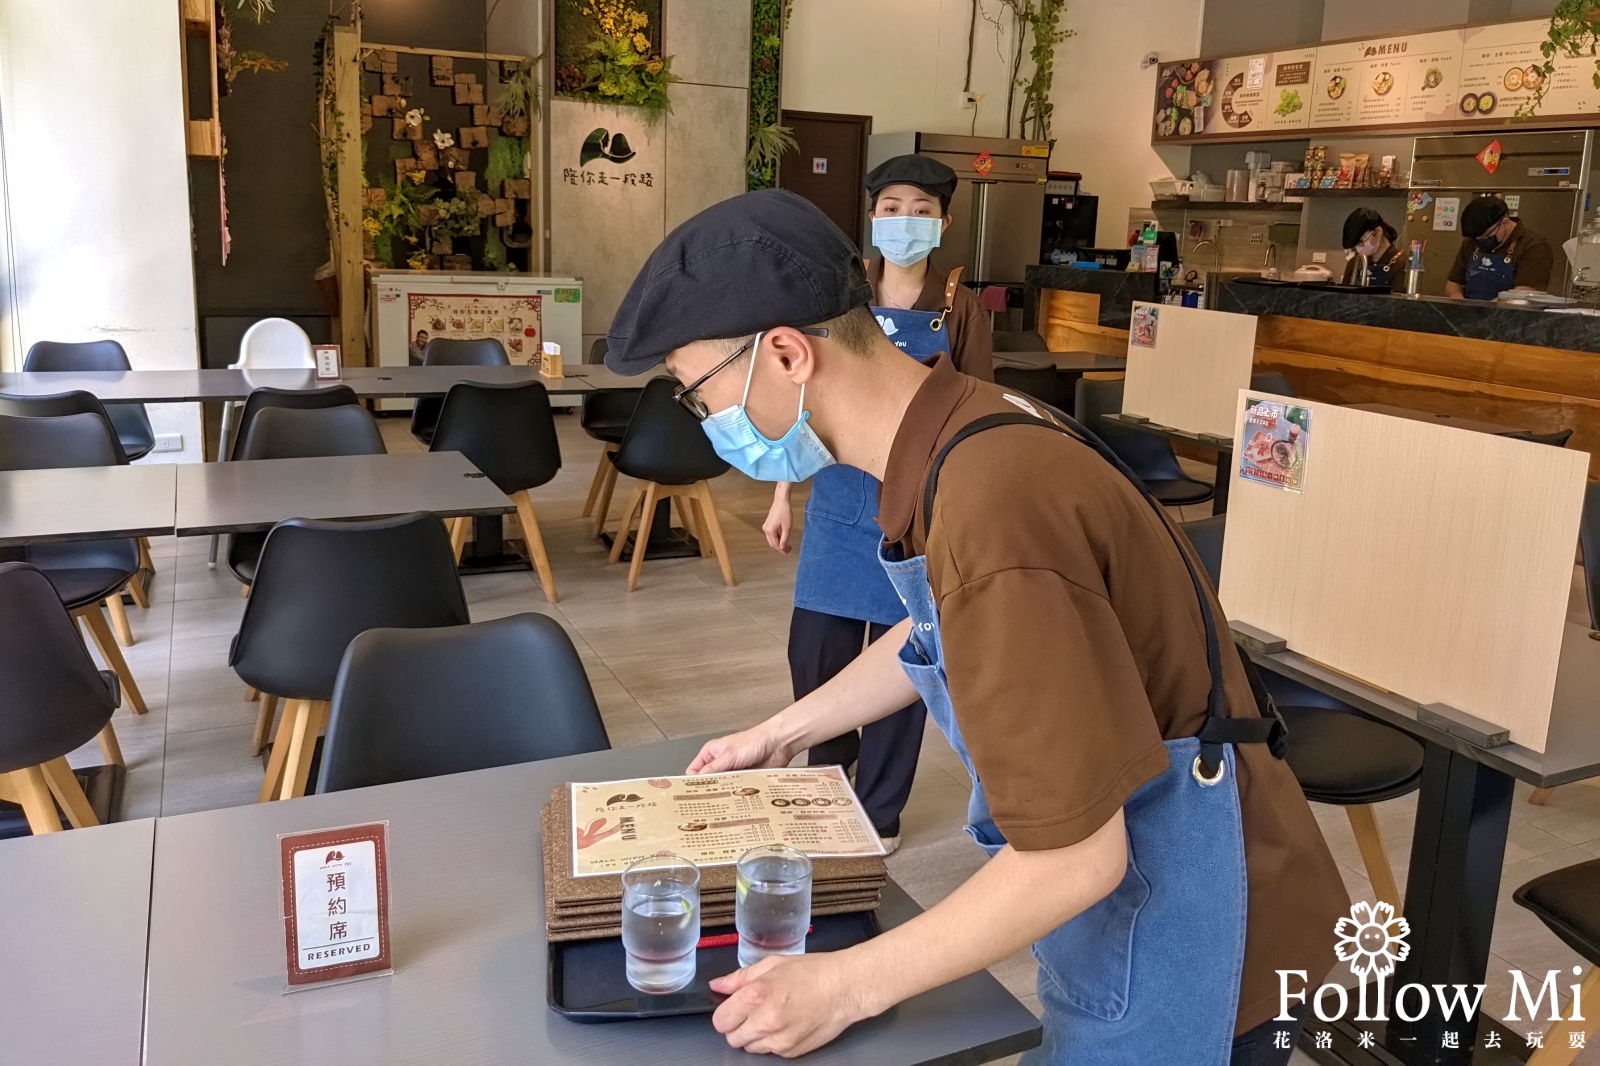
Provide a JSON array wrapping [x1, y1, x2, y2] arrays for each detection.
[[313, 344, 343, 381], [279, 823, 391, 987]]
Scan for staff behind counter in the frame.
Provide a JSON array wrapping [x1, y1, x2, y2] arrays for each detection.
[[1444, 196, 1554, 301]]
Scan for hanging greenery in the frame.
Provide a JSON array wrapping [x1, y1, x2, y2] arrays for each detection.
[[312, 18, 345, 248], [1516, 1, 1600, 118], [974, 1, 1075, 141], [485, 135, 528, 191], [496, 60, 542, 120], [747, 0, 790, 190], [554, 0, 678, 121]]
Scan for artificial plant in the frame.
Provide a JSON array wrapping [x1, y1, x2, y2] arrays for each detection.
[[747, 0, 794, 190], [1517, 1, 1600, 117], [554, 0, 678, 121]]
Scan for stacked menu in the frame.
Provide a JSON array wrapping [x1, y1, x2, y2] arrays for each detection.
[[541, 768, 889, 942]]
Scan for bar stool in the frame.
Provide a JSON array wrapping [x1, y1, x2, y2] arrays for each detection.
[[1183, 514, 1423, 909], [0, 563, 121, 833], [604, 378, 735, 591], [1511, 860, 1600, 1062]]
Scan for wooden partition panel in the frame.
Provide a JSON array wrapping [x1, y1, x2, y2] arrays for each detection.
[[1121, 303, 1257, 438], [1218, 393, 1589, 752]]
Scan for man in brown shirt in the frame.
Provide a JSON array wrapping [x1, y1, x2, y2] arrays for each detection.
[[605, 189, 1347, 1061], [1445, 197, 1555, 299]]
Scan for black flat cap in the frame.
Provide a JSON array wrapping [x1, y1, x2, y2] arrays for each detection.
[[1461, 196, 1509, 239], [865, 155, 958, 209], [605, 189, 871, 375]]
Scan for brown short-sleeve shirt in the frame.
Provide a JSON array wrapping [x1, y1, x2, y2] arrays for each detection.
[[878, 358, 1348, 1035], [868, 258, 994, 381], [1446, 221, 1555, 290]]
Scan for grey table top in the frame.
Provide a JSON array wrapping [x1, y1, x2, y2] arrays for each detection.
[[1345, 402, 1528, 436], [191, 365, 595, 400], [0, 819, 155, 1066], [173, 451, 514, 536], [0, 464, 177, 546], [563, 364, 668, 391], [1243, 622, 1600, 788], [144, 737, 1041, 1065], [0, 369, 202, 404], [993, 349, 1127, 372]]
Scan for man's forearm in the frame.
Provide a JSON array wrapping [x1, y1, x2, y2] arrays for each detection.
[[844, 811, 1129, 1017], [767, 618, 919, 756]]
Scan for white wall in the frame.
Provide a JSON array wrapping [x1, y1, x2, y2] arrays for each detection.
[[781, 0, 1204, 248], [0, 0, 202, 462]]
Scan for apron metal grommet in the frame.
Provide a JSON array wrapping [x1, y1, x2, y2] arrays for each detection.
[[1192, 755, 1226, 787]]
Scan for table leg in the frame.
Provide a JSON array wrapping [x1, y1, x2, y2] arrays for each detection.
[[598, 499, 701, 560], [1212, 452, 1231, 515], [456, 515, 533, 575]]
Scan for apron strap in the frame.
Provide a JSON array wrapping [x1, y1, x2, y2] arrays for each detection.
[[919, 409, 1286, 774], [930, 267, 964, 333]]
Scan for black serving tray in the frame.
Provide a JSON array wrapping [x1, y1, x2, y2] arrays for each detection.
[[548, 909, 882, 1023]]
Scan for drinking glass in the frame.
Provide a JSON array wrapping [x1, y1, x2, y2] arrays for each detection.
[[735, 843, 813, 968], [621, 851, 700, 994]]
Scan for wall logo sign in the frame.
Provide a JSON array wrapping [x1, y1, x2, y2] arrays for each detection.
[[580, 128, 636, 167], [1476, 139, 1502, 175], [971, 151, 994, 177]]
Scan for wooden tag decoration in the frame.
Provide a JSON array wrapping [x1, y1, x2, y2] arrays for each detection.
[[280, 823, 391, 988]]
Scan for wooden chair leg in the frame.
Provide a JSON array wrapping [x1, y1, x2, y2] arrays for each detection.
[[688, 496, 712, 558], [105, 593, 135, 648], [6, 767, 63, 834], [693, 481, 737, 587], [1527, 966, 1600, 1066], [138, 537, 155, 574], [627, 483, 662, 592], [258, 698, 302, 802], [245, 686, 259, 701], [512, 490, 560, 603], [279, 700, 329, 801], [582, 448, 611, 517], [239, 582, 251, 599], [1529, 787, 1556, 806], [40, 758, 98, 829], [126, 570, 150, 610], [251, 693, 279, 757], [609, 480, 647, 564], [77, 606, 148, 714], [1346, 804, 1402, 912], [97, 723, 125, 767], [449, 516, 470, 563], [591, 451, 620, 537]]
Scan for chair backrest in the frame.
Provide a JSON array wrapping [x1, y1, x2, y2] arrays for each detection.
[[23, 339, 133, 373], [0, 562, 118, 774], [237, 404, 386, 461], [236, 318, 315, 370], [613, 377, 730, 485], [587, 337, 609, 364], [994, 365, 1062, 408], [1249, 371, 1294, 397], [1074, 377, 1187, 482], [318, 613, 610, 792], [991, 330, 1049, 353], [0, 410, 124, 470], [1179, 514, 1226, 585], [1583, 482, 1600, 630], [421, 337, 509, 367], [430, 381, 560, 492], [580, 387, 643, 432], [1507, 428, 1575, 448], [230, 513, 470, 701], [230, 384, 359, 461]]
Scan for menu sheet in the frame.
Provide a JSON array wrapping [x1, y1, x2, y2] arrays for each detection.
[[569, 767, 886, 877]]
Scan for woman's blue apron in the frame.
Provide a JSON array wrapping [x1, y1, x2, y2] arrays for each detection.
[[793, 270, 964, 625], [879, 405, 1283, 1064], [1464, 244, 1517, 300]]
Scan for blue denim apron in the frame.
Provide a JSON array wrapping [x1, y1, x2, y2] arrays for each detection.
[[1463, 246, 1516, 300], [793, 276, 962, 625], [879, 406, 1275, 1064]]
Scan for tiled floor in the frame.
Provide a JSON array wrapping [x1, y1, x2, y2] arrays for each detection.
[[54, 415, 1600, 1063]]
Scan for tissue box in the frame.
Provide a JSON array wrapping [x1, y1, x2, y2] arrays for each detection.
[[539, 342, 563, 378]]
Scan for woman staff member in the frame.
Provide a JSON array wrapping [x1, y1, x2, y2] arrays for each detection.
[[763, 155, 993, 854], [604, 190, 1346, 1064], [1340, 208, 1406, 289], [1445, 195, 1555, 300]]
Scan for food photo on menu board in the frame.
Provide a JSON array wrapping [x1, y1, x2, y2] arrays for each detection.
[[407, 293, 542, 364], [1238, 397, 1311, 494], [1153, 50, 1316, 139], [569, 768, 886, 878]]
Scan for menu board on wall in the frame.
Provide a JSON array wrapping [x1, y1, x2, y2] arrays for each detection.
[[1154, 17, 1598, 143]]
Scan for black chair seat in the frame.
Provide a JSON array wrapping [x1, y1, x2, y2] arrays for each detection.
[[1279, 705, 1425, 805], [1513, 859, 1600, 963], [227, 531, 267, 585], [34, 567, 132, 612], [108, 406, 155, 461], [586, 420, 629, 445], [1146, 478, 1215, 506]]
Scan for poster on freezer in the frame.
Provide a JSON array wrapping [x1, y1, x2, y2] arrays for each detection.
[[406, 293, 542, 364]]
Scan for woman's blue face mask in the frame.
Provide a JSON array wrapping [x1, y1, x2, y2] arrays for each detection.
[[872, 214, 943, 267], [698, 332, 837, 483]]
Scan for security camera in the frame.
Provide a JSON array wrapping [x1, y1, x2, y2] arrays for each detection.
[[1141, 52, 1160, 69]]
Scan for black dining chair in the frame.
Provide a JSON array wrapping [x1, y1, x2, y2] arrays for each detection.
[[23, 340, 156, 461], [409, 338, 509, 446], [994, 365, 1066, 411], [430, 380, 562, 602], [1075, 377, 1214, 506], [206, 384, 361, 569], [0, 412, 150, 722], [1510, 861, 1600, 1057], [1249, 371, 1295, 397], [0, 562, 122, 833], [991, 330, 1049, 353], [232, 512, 470, 801], [1182, 515, 1423, 909], [580, 338, 643, 524], [318, 613, 609, 793], [1506, 428, 1576, 448], [604, 377, 736, 591]]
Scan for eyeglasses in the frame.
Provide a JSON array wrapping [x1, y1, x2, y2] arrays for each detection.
[[672, 327, 829, 421]]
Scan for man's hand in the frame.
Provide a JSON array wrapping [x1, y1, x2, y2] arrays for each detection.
[[763, 483, 794, 554], [710, 953, 872, 1057], [687, 724, 792, 775]]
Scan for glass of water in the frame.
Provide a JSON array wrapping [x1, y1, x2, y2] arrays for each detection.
[[621, 851, 700, 994], [735, 843, 813, 968]]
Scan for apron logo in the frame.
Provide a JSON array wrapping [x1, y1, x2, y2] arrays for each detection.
[[875, 314, 899, 337]]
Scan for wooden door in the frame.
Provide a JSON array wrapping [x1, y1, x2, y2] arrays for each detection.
[[778, 111, 872, 250]]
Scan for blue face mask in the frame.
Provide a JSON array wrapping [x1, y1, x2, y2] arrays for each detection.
[[699, 332, 837, 482], [871, 215, 943, 267]]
